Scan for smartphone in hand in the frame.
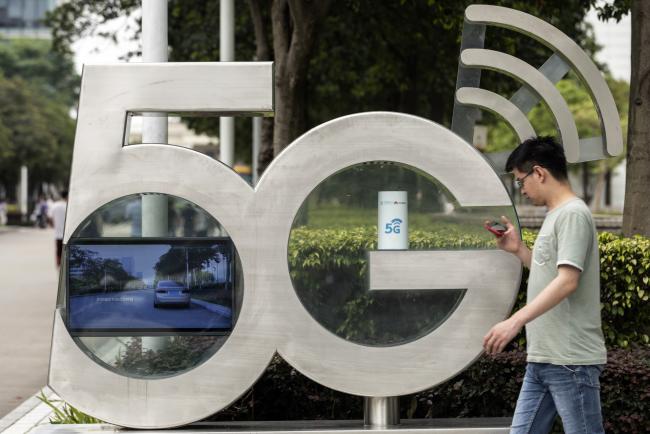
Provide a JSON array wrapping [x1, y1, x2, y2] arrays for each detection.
[[484, 220, 507, 237]]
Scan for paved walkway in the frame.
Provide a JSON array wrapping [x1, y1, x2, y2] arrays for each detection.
[[0, 227, 59, 418]]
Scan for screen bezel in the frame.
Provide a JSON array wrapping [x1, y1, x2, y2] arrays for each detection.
[[66, 237, 236, 336]]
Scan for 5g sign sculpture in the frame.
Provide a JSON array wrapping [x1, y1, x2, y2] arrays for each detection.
[[48, 5, 622, 430]]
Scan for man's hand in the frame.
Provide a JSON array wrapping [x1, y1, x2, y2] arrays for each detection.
[[489, 216, 520, 253], [483, 316, 523, 355], [485, 215, 531, 268]]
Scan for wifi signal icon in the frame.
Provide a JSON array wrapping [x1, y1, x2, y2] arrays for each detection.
[[451, 5, 624, 171]]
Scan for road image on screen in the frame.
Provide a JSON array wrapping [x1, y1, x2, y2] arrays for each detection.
[[66, 240, 234, 335]]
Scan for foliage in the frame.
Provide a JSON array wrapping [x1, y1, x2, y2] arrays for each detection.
[[0, 38, 78, 193], [485, 75, 629, 161], [113, 336, 219, 378], [598, 234, 650, 347], [37, 391, 103, 424], [0, 37, 79, 106], [212, 355, 363, 422], [68, 247, 137, 293], [307, 0, 597, 130], [45, 0, 597, 162], [591, 0, 631, 22], [289, 225, 498, 345], [0, 76, 75, 192], [288, 227, 650, 348]]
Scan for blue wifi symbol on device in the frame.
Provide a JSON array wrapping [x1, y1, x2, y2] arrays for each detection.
[[385, 218, 403, 234]]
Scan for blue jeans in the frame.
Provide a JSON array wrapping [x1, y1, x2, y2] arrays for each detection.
[[511, 362, 605, 434]]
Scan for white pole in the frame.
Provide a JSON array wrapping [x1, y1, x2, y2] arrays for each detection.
[[141, 0, 169, 353], [252, 117, 261, 185], [364, 191, 407, 427], [378, 191, 408, 249], [141, 0, 168, 238], [219, 0, 235, 167], [19, 165, 28, 220]]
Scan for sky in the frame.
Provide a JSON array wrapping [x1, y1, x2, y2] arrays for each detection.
[[71, 4, 632, 81], [586, 6, 631, 81]]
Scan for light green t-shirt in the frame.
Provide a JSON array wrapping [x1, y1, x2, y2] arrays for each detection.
[[526, 198, 607, 365]]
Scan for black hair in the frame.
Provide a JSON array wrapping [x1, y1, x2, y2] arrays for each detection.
[[61, 190, 69, 200], [505, 136, 568, 181]]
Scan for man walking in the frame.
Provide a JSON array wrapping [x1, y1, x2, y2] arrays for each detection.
[[483, 137, 606, 434], [48, 190, 68, 267]]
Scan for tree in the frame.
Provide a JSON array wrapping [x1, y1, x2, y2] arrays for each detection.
[[623, 0, 650, 236], [0, 37, 79, 106], [580, 0, 650, 236], [0, 38, 78, 196], [486, 74, 629, 211], [0, 75, 75, 194], [154, 245, 226, 284], [46, 0, 595, 175]]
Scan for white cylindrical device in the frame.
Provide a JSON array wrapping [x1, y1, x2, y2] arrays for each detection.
[[378, 191, 408, 250]]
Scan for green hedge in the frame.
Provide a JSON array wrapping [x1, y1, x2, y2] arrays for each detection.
[[210, 349, 649, 434], [289, 227, 650, 348]]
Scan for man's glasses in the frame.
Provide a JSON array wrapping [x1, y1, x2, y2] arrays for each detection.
[[515, 170, 534, 188]]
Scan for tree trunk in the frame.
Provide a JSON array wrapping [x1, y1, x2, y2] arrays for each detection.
[[623, 0, 650, 236], [589, 161, 607, 213], [247, 0, 275, 177], [271, 0, 332, 157]]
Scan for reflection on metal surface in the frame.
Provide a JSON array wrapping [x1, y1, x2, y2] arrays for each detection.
[[368, 250, 519, 291], [455, 87, 535, 144], [460, 48, 580, 162], [364, 397, 400, 427]]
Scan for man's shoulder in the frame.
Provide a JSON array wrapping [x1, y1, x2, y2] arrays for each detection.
[[555, 199, 593, 222]]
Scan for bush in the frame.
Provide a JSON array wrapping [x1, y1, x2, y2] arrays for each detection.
[[209, 348, 649, 434], [289, 227, 650, 348]]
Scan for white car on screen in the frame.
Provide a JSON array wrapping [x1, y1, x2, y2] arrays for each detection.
[[153, 280, 190, 308]]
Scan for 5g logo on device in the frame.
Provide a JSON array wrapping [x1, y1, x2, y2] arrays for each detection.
[[385, 219, 402, 234]]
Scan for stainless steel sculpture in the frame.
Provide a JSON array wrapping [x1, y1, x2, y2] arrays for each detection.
[[50, 102, 521, 427], [47, 4, 623, 431]]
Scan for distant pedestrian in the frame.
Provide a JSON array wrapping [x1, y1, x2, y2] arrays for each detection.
[[0, 195, 7, 226], [32, 195, 49, 228], [48, 190, 68, 267]]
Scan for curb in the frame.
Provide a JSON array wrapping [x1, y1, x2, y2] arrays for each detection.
[[0, 387, 59, 433]]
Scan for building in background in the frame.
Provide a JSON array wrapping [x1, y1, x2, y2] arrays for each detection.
[[0, 0, 56, 39]]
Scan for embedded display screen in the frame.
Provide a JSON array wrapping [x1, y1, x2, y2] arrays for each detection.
[[66, 239, 234, 335]]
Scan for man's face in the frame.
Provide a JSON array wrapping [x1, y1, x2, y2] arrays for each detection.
[[513, 167, 545, 206]]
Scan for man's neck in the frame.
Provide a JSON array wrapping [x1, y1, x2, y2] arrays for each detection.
[[545, 184, 578, 211]]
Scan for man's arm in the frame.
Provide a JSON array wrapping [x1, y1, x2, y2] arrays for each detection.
[[512, 243, 532, 269], [482, 265, 581, 354], [487, 215, 532, 268]]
